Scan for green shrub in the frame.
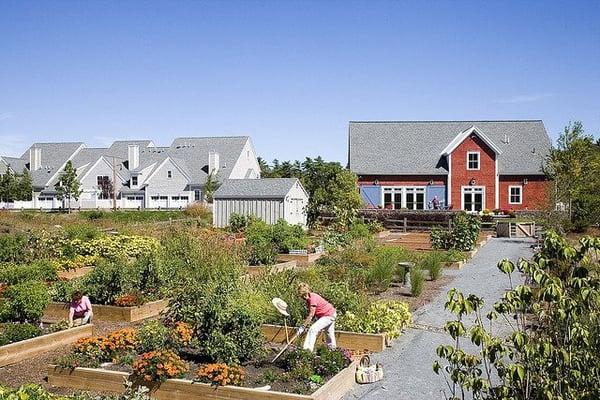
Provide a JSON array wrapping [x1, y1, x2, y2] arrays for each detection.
[[420, 251, 445, 281], [245, 219, 308, 265], [184, 203, 212, 220], [228, 213, 254, 233], [48, 278, 81, 303], [64, 224, 100, 241], [0, 260, 58, 285], [136, 320, 171, 353], [431, 212, 481, 251], [410, 267, 425, 297], [314, 346, 353, 376], [0, 234, 29, 263], [0, 322, 42, 345], [1, 280, 51, 322], [337, 300, 412, 339], [82, 259, 135, 305]]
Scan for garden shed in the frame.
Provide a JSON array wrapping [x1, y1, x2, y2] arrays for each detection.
[[213, 178, 309, 228]]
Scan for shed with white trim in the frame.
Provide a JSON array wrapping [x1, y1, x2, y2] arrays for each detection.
[[213, 178, 308, 228]]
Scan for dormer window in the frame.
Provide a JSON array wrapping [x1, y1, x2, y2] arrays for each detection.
[[167, 170, 172, 178], [131, 176, 138, 187], [467, 152, 480, 170]]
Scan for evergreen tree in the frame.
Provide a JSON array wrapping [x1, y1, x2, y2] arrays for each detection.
[[54, 161, 81, 213], [0, 169, 17, 202], [17, 168, 33, 201]]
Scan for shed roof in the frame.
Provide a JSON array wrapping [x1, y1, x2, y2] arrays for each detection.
[[349, 120, 551, 176], [214, 178, 303, 199]]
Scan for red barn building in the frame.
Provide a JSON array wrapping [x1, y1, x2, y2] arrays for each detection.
[[349, 121, 551, 212]]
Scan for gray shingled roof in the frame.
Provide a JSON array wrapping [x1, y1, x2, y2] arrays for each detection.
[[349, 121, 551, 176], [214, 178, 301, 199], [19, 142, 84, 188], [168, 137, 250, 184], [70, 148, 107, 177], [106, 140, 155, 160], [0, 156, 27, 173]]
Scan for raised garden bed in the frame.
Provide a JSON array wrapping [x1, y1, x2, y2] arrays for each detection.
[[245, 261, 299, 277], [261, 324, 386, 353], [47, 360, 358, 400], [56, 267, 93, 280], [0, 324, 93, 367], [43, 299, 169, 322], [277, 252, 324, 266]]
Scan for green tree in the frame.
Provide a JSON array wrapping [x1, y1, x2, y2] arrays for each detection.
[[545, 121, 600, 230], [257, 157, 272, 178], [203, 171, 219, 202], [16, 168, 33, 201], [434, 231, 600, 400], [0, 169, 17, 203], [54, 160, 81, 213]]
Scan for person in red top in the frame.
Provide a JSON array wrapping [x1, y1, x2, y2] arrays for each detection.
[[297, 282, 337, 351]]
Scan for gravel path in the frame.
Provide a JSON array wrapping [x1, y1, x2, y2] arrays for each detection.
[[346, 237, 534, 400]]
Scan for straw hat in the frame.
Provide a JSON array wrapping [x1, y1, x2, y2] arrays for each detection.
[[272, 298, 289, 317]]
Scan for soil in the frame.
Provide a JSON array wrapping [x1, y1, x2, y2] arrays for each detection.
[[373, 275, 455, 312]]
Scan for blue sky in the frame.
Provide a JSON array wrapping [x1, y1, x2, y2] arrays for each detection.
[[1, 0, 599, 163]]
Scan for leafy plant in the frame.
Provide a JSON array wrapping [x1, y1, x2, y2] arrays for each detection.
[[135, 320, 171, 353], [431, 212, 481, 251], [0, 280, 50, 322], [195, 363, 245, 387], [0, 322, 42, 345], [419, 251, 445, 281], [337, 300, 412, 339], [0, 260, 58, 285], [410, 267, 425, 297], [433, 231, 600, 400], [0, 234, 29, 263]]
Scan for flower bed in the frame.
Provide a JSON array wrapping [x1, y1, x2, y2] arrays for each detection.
[[0, 324, 92, 366], [47, 360, 357, 400], [50, 321, 357, 400], [261, 324, 386, 352], [43, 299, 169, 322]]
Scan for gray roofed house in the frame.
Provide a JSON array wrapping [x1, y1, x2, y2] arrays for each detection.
[[349, 120, 552, 211], [349, 120, 551, 176], [2, 136, 261, 211], [213, 178, 309, 227]]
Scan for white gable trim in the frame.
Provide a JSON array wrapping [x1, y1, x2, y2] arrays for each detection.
[[79, 156, 126, 184], [145, 157, 191, 183], [440, 126, 503, 156], [46, 144, 86, 187]]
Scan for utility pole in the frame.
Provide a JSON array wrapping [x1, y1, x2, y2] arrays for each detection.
[[112, 156, 117, 211]]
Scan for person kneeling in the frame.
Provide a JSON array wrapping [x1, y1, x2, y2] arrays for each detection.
[[297, 282, 337, 352], [68, 291, 93, 328]]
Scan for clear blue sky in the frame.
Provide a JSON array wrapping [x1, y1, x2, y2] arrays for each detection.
[[1, 1, 599, 163]]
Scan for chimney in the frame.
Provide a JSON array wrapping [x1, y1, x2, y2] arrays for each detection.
[[128, 144, 139, 169], [208, 150, 220, 175], [29, 147, 42, 171]]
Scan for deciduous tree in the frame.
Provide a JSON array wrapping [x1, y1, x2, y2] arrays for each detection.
[[55, 160, 81, 213]]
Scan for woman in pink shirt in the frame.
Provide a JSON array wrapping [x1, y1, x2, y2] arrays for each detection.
[[68, 291, 93, 327], [297, 282, 337, 351]]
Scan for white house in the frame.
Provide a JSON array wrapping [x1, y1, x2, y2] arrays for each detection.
[[212, 178, 309, 228], [0, 136, 261, 210]]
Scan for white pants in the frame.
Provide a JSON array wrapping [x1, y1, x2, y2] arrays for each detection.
[[303, 313, 336, 352]]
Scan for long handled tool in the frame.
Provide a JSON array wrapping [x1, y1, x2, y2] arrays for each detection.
[[272, 331, 300, 362]]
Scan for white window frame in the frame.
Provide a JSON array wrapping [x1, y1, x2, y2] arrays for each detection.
[[381, 186, 426, 210], [461, 186, 486, 212], [167, 170, 172, 178], [508, 185, 522, 205], [131, 176, 138, 187], [466, 152, 480, 170]]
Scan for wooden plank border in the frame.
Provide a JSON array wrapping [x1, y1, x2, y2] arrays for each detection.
[[0, 324, 93, 367], [277, 252, 324, 266], [48, 361, 357, 400], [57, 267, 93, 280], [245, 261, 299, 277], [43, 299, 169, 323], [261, 324, 386, 353]]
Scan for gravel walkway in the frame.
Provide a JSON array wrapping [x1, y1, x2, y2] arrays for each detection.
[[346, 237, 534, 400]]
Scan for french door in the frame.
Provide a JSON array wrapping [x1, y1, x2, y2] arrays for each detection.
[[462, 186, 485, 212]]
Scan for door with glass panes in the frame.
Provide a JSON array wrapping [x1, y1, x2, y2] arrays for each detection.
[[462, 186, 485, 212]]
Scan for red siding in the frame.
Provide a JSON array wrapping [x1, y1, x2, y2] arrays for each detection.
[[450, 135, 496, 210], [499, 175, 550, 210]]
